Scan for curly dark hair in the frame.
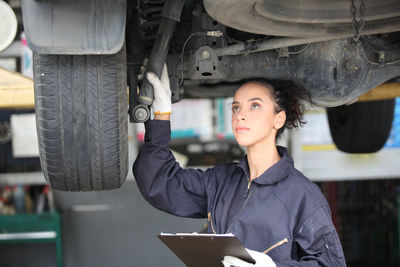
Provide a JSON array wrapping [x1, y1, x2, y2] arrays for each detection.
[[239, 78, 311, 141]]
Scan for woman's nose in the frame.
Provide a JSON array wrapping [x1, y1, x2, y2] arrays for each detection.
[[237, 112, 246, 120]]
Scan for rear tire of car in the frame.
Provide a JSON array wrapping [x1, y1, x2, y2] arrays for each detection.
[[327, 99, 395, 153], [33, 46, 128, 191]]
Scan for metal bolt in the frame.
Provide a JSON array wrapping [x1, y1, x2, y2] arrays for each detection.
[[133, 105, 150, 122], [345, 60, 358, 71], [201, 50, 210, 59], [379, 50, 385, 65]]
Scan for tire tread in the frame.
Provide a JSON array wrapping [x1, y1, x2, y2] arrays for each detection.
[[327, 99, 395, 153], [33, 46, 128, 191]]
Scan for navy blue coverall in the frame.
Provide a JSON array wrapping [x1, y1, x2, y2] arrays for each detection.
[[133, 120, 346, 266]]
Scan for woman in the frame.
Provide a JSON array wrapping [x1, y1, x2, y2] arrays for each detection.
[[133, 65, 346, 266]]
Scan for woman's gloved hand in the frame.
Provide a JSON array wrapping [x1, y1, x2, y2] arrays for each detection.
[[222, 249, 276, 267], [146, 64, 172, 115]]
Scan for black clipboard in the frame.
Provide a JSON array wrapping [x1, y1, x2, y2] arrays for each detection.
[[158, 233, 255, 267]]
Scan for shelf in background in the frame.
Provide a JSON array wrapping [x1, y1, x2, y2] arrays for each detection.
[[0, 171, 46, 185]]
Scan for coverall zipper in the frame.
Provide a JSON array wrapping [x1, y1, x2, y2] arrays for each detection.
[[226, 178, 252, 234]]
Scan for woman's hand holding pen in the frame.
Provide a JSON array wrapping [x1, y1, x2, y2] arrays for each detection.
[[222, 248, 276, 267]]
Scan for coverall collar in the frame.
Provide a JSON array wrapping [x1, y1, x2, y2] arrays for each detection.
[[237, 146, 294, 185]]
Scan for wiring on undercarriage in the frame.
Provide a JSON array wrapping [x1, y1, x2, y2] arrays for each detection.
[[358, 36, 400, 66]]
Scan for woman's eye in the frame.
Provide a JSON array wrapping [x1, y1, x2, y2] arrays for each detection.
[[232, 105, 240, 112], [251, 103, 260, 110]]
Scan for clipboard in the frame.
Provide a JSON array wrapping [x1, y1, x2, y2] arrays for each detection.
[[158, 233, 255, 267]]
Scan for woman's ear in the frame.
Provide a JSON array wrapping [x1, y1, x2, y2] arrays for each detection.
[[274, 110, 286, 129]]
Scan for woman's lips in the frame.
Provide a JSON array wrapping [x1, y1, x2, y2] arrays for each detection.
[[235, 126, 250, 133]]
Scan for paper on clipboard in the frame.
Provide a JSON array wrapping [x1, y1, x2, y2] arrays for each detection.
[[158, 232, 255, 267]]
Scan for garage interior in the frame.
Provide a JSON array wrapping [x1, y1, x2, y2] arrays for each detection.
[[1, 1, 400, 267]]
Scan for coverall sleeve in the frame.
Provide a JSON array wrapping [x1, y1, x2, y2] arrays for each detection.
[[276, 206, 346, 267], [132, 120, 212, 218]]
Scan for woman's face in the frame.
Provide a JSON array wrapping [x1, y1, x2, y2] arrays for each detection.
[[231, 82, 286, 147]]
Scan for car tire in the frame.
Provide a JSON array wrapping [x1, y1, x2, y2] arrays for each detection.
[[327, 99, 395, 153], [33, 46, 128, 191]]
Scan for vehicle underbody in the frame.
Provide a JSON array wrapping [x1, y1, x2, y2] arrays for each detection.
[[127, 0, 400, 106]]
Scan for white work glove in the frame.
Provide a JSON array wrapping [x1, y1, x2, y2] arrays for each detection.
[[222, 249, 276, 267], [146, 64, 172, 115]]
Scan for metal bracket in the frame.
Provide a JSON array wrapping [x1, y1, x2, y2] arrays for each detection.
[[276, 47, 289, 58], [189, 46, 228, 80]]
